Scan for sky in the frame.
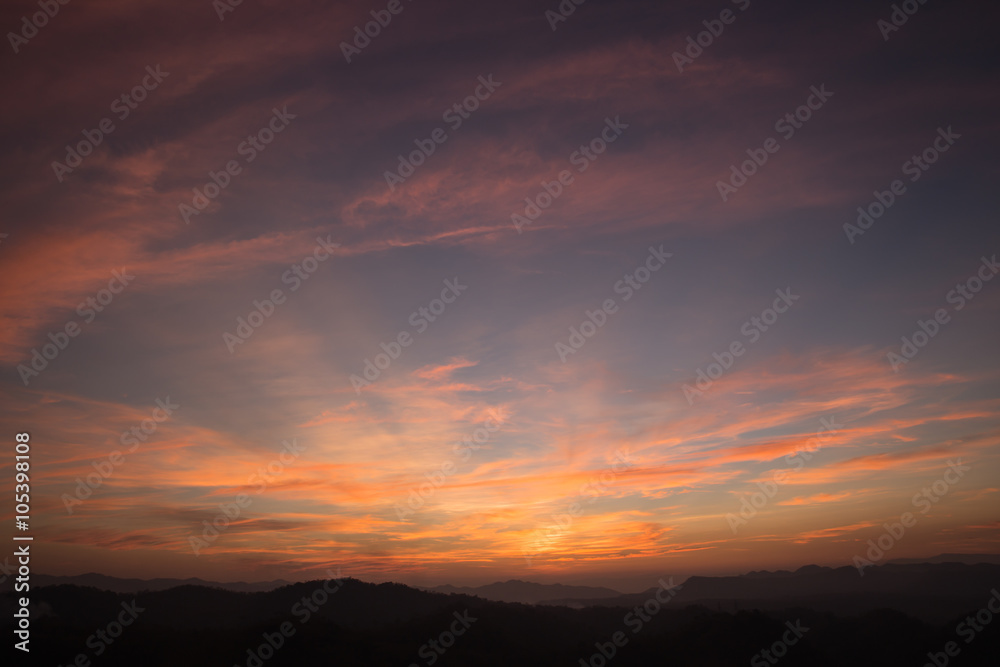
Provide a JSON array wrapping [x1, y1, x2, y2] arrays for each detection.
[[0, 0, 998, 593]]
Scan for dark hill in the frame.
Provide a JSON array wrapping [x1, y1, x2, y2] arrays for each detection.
[[5, 564, 999, 666], [543, 563, 1000, 623]]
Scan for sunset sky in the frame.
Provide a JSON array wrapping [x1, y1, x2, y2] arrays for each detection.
[[1, 0, 998, 592]]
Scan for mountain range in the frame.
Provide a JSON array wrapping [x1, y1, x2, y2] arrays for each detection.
[[7, 557, 1000, 666]]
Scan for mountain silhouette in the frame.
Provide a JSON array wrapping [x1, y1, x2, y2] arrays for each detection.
[[422, 579, 623, 604], [542, 562, 1000, 623], [33, 572, 291, 594], [6, 561, 998, 666]]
